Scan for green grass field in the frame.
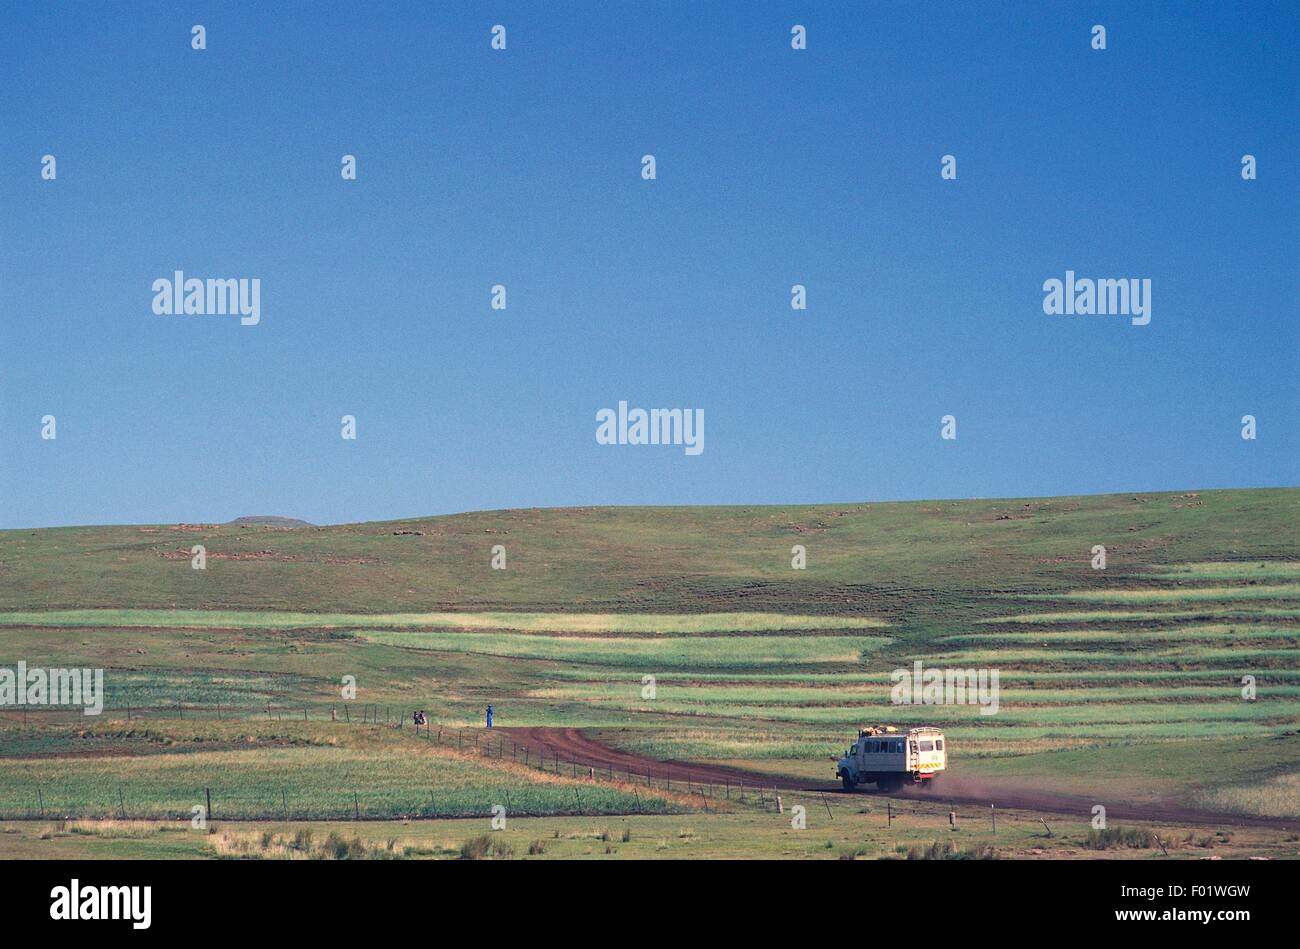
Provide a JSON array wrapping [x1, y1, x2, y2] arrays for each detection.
[[0, 718, 695, 821], [4, 803, 1292, 861], [2, 488, 1298, 856]]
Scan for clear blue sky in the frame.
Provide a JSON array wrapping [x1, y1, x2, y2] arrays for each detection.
[[2, 2, 1296, 529]]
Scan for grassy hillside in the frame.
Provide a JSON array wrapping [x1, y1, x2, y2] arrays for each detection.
[[1, 488, 1297, 828], [1, 489, 1293, 621]]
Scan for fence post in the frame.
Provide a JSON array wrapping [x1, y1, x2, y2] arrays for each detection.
[[206, 787, 213, 823]]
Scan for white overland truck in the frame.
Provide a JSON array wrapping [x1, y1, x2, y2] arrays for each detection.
[[835, 725, 946, 791]]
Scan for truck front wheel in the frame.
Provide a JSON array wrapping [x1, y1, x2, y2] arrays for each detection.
[[841, 772, 857, 791]]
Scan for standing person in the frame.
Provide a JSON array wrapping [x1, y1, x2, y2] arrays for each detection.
[[486, 704, 494, 729]]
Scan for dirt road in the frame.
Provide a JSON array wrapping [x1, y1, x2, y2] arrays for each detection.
[[499, 726, 1296, 830]]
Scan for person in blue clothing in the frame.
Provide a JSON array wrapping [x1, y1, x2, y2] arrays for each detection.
[[486, 704, 494, 729]]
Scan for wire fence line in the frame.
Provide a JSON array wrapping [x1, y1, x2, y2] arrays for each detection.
[[2, 705, 1113, 835], [0, 701, 820, 821]]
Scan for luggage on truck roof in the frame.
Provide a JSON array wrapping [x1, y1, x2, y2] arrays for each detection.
[[858, 725, 899, 736]]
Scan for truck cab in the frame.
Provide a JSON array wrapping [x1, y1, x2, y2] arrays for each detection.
[[836, 726, 946, 791]]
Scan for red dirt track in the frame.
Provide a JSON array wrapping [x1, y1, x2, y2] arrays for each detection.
[[500, 726, 1297, 830]]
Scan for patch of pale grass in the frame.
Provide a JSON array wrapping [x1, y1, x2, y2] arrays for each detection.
[[1196, 772, 1300, 819], [1144, 562, 1300, 580], [65, 819, 182, 839], [362, 631, 885, 667], [0, 609, 887, 633], [940, 625, 1300, 645], [210, 828, 433, 860], [1017, 585, 1300, 604], [981, 609, 1300, 624]]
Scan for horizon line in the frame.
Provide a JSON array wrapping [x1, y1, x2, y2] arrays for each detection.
[[5, 484, 1295, 533]]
